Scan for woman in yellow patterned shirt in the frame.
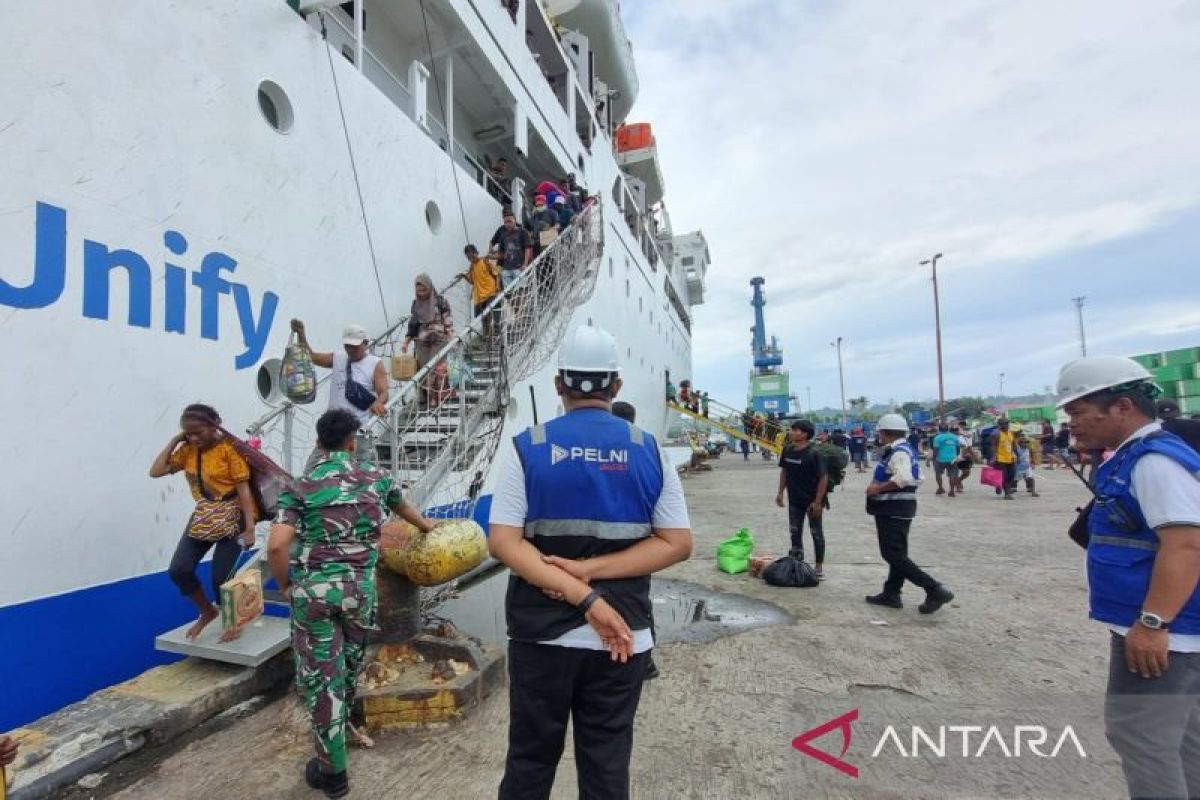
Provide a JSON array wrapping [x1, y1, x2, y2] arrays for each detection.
[[149, 404, 256, 640]]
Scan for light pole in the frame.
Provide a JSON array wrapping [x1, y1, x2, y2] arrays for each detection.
[[830, 337, 847, 426], [806, 385, 812, 415], [920, 253, 945, 421], [999, 372, 1006, 401], [1072, 296, 1088, 356]]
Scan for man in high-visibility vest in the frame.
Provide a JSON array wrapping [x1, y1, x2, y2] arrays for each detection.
[[489, 325, 692, 799], [865, 413, 954, 614]]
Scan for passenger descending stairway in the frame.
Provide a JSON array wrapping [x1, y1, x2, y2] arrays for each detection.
[[156, 202, 606, 665], [667, 395, 786, 455]]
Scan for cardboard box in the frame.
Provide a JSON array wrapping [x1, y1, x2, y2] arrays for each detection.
[[220, 570, 264, 632]]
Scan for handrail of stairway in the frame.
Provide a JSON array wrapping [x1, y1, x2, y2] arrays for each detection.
[[365, 203, 596, 428], [667, 400, 785, 454], [244, 275, 468, 437]]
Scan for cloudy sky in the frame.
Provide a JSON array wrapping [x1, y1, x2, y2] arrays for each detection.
[[622, 1, 1200, 412]]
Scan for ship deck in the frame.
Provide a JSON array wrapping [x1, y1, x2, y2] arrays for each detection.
[[71, 458, 1124, 798]]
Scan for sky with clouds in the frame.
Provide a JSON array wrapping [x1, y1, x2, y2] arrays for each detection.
[[621, 0, 1200, 412]]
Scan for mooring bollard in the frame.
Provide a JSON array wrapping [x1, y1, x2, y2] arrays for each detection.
[[374, 566, 421, 642]]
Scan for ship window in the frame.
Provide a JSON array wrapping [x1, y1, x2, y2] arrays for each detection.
[[681, 256, 695, 266], [578, 153, 585, 170], [625, 279, 629, 297], [257, 80, 294, 134], [608, 258, 613, 277], [639, 297, 643, 312], [425, 201, 442, 233]]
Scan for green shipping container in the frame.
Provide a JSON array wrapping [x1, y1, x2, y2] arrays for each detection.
[[1164, 347, 1200, 366], [1176, 396, 1200, 414], [1154, 365, 1189, 382]]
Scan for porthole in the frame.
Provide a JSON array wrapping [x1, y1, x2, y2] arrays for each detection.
[[257, 80, 294, 134], [425, 200, 442, 233]]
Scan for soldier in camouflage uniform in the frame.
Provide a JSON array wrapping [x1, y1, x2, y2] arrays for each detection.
[[268, 409, 433, 798]]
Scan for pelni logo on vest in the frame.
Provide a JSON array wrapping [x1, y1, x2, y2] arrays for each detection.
[[549, 445, 630, 471]]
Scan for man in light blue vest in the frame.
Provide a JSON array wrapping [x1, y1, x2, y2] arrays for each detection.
[[489, 325, 692, 800], [1057, 355, 1200, 800], [864, 413, 954, 613]]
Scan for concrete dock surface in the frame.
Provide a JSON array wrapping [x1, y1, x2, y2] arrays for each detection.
[[103, 456, 1129, 799]]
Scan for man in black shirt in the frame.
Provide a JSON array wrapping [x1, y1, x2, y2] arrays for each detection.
[[775, 420, 829, 579], [1158, 399, 1200, 453], [489, 210, 531, 290]]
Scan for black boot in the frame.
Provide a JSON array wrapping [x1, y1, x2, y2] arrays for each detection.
[[865, 592, 903, 609], [306, 758, 350, 799], [919, 585, 955, 615]]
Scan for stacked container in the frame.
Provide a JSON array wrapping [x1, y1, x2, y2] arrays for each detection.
[[1132, 347, 1200, 414]]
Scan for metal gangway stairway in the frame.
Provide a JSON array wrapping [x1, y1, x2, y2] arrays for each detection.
[[155, 202, 605, 665], [667, 394, 787, 456]]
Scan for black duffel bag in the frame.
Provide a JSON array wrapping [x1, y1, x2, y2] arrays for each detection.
[[762, 552, 820, 588]]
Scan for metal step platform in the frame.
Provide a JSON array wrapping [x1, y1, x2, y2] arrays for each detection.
[[155, 613, 291, 667]]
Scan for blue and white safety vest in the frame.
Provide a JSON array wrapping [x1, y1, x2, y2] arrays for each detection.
[[509, 407, 665, 642], [866, 441, 920, 517], [1087, 431, 1200, 634]]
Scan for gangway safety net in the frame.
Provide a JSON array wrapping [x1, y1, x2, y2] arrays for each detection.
[[667, 394, 788, 455]]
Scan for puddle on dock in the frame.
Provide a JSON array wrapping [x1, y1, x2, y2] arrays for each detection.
[[433, 567, 792, 646]]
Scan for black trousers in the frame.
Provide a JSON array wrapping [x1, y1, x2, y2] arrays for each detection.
[[499, 641, 649, 800], [1105, 632, 1200, 800], [788, 504, 825, 563], [168, 532, 241, 600], [1000, 461, 1017, 494], [874, 515, 938, 596]]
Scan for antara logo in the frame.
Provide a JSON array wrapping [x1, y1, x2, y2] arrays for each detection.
[[793, 710, 1087, 778], [0, 201, 279, 369]]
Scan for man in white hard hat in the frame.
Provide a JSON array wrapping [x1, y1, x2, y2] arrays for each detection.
[[864, 413, 955, 613], [488, 325, 693, 799], [1056, 355, 1200, 800]]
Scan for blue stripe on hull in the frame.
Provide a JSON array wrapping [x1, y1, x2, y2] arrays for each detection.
[[0, 565, 205, 730], [0, 494, 494, 730]]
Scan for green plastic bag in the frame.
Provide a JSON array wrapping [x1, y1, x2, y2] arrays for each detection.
[[716, 528, 754, 574]]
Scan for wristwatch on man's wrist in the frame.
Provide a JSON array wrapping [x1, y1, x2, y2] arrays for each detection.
[[1138, 611, 1170, 631]]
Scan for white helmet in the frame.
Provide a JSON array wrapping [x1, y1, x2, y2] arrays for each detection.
[[558, 325, 620, 392], [877, 413, 909, 433], [1055, 356, 1155, 408]]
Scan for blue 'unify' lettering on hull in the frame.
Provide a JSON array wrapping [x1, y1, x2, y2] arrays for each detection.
[[0, 201, 279, 369]]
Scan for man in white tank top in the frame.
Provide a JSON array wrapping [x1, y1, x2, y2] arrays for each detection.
[[290, 320, 389, 471]]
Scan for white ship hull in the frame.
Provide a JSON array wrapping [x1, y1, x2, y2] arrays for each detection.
[[0, 0, 699, 729]]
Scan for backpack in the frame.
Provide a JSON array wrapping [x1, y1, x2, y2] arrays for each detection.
[[812, 442, 849, 488], [219, 428, 295, 521]]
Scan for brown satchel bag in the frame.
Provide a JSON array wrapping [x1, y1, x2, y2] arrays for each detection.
[[186, 448, 243, 542]]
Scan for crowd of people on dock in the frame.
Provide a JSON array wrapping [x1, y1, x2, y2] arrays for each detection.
[[758, 355, 1200, 800]]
